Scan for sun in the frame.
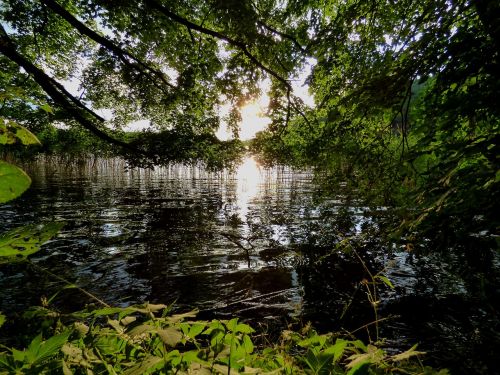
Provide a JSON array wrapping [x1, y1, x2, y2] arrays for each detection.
[[215, 89, 275, 141], [238, 100, 271, 140]]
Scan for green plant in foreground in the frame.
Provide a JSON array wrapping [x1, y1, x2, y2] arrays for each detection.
[[0, 302, 448, 375], [0, 118, 41, 203], [0, 117, 65, 263], [0, 118, 446, 375]]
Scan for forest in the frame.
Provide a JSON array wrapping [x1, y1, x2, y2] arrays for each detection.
[[0, 0, 498, 374]]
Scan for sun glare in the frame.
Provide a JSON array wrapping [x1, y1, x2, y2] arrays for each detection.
[[215, 93, 272, 141], [235, 156, 262, 221], [238, 100, 271, 141]]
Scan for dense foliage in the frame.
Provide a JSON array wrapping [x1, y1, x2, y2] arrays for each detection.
[[250, 0, 500, 242], [1, 0, 497, 235], [0, 1, 498, 372], [1, 302, 445, 375]]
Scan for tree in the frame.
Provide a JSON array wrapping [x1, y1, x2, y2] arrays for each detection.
[[1, 0, 498, 237], [0, 0, 309, 165], [253, 0, 499, 241]]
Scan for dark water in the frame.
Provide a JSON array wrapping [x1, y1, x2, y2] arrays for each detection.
[[0, 157, 498, 374]]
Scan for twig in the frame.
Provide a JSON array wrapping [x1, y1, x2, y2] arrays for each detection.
[[348, 316, 396, 335], [28, 260, 110, 307]]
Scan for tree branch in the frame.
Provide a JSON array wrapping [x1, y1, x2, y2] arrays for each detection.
[[256, 20, 307, 54], [0, 25, 147, 155], [40, 0, 176, 91], [143, 0, 292, 90]]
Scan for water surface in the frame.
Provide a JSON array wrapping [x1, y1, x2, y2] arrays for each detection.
[[0, 156, 498, 374]]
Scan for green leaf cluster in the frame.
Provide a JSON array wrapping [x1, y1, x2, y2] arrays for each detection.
[[0, 304, 447, 374], [0, 118, 41, 203]]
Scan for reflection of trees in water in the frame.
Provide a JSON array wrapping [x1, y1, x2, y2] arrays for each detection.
[[3, 157, 497, 373]]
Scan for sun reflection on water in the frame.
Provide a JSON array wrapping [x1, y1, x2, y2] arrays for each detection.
[[235, 156, 263, 222]]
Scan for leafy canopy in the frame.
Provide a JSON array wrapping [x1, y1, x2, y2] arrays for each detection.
[[1, 0, 498, 235]]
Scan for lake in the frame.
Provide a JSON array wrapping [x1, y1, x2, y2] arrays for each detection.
[[0, 156, 498, 374]]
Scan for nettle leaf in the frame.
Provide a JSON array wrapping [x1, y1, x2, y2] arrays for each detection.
[[242, 335, 254, 354], [202, 320, 225, 335], [145, 303, 167, 313], [157, 327, 183, 347], [166, 309, 198, 323], [390, 344, 426, 362], [123, 355, 164, 375], [127, 324, 155, 337], [25, 330, 71, 366], [235, 323, 254, 334], [0, 119, 41, 146], [226, 318, 239, 331], [187, 323, 206, 339], [323, 339, 348, 362], [0, 161, 31, 204], [375, 275, 394, 289], [0, 222, 64, 261], [304, 348, 334, 374], [346, 346, 385, 375]]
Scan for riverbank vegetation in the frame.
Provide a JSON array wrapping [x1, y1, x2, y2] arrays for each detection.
[[1, 0, 498, 373]]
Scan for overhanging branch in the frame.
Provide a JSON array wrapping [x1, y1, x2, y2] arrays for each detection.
[[143, 0, 314, 128], [0, 25, 147, 155], [40, 0, 176, 91], [143, 0, 292, 90]]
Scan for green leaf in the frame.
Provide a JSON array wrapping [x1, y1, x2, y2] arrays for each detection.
[[351, 340, 367, 352], [304, 348, 334, 374], [120, 316, 137, 326], [127, 324, 155, 337], [202, 320, 225, 335], [375, 275, 394, 289], [89, 306, 128, 317], [346, 346, 384, 375], [0, 312, 5, 328], [123, 355, 163, 375], [187, 323, 206, 339], [39, 104, 54, 114], [323, 339, 348, 362], [298, 333, 327, 348], [12, 348, 25, 362], [107, 318, 124, 333], [242, 334, 254, 354], [26, 330, 71, 366], [145, 303, 167, 313], [182, 350, 208, 366], [11, 125, 41, 146], [235, 323, 255, 334], [0, 222, 64, 261], [390, 344, 426, 362], [166, 309, 198, 323], [226, 318, 238, 331], [95, 335, 126, 355], [0, 119, 41, 146], [157, 327, 183, 347], [0, 161, 31, 204], [0, 353, 16, 372], [346, 360, 369, 375]]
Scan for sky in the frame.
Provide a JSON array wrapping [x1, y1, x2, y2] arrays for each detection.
[[216, 66, 315, 140], [2, 18, 314, 141], [60, 71, 314, 140]]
